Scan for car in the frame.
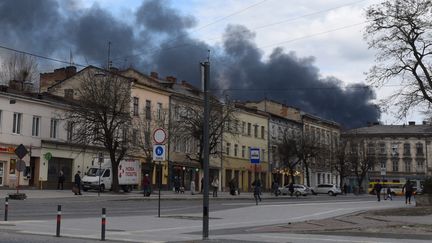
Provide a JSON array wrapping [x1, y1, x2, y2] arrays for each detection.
[[312, 184, 341, 196], [278, 184, 312, 196]]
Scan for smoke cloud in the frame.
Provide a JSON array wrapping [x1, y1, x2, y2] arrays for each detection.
[[0, 0, 380, 128]]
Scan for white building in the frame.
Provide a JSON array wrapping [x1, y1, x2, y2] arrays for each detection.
[[0, 87, 98, 189]]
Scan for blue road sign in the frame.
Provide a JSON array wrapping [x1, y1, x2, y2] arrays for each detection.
[[250, 148, 260, 164], [153, 145, 166, 161]]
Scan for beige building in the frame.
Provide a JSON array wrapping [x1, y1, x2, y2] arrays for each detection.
[[222, 104, 270, 192], [344, 122, 432, 189]]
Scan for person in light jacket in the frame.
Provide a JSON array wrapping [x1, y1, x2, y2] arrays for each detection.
[[211, 177, 219, 197]]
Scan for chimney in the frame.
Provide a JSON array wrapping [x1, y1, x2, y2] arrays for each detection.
[[65, 66, 77, 78], [408, 121, 416, 126], [166, 76, 177, 83], [150, 72, 159, 79]]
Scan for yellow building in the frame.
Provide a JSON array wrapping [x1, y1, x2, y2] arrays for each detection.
[[222, 104, 270, 192]]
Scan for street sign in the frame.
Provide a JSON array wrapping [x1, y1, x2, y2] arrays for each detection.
[[380, 167, 386, 176], [153, 128, 167, 144], [250, 148, 260, 164], [153, 145, 166, 161], [14, 144, 28, 159], [16, 160, 26, 172]]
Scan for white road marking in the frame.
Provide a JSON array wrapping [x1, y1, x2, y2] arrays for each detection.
[[260, 234, 397, 243]]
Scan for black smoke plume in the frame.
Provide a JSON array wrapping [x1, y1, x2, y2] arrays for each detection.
[[0, 0, 379, 128]]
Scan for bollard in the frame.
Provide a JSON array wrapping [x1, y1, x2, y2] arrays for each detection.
[[101, 208, 106, 241], [4, 197, 8, 221], [56, 205, 61, 237]]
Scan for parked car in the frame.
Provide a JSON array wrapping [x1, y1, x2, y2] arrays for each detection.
[[278, 184, 312, 196], [312, 184, 341, 196]]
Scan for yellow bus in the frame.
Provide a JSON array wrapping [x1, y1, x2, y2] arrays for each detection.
[[368, 182, 404, 196]]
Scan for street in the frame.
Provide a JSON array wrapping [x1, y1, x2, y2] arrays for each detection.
[[0, 190, 427, 243]]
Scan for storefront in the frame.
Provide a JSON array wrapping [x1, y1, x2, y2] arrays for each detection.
[[0, 144, 32, 188]]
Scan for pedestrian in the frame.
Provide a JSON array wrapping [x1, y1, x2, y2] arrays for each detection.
[[252, 178, 262, 204], [57, 170, 65, 190], [273, 179, 279, 196], [174, 176, 180, 194], [402, 179, 414, 204], [288, 182, 295, 197], [385, 186, 392, 201], [190, 181, 196, 195], [343, 183, 348, 195], [73, 171, 82, 195], [374, 181, 382, 202], [142, 174, 150, 197], [211, 177, 219, 197]]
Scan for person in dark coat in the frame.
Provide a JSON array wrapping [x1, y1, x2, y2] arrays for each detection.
[[142, 174, 151, 197], [174, 176, 180, 194], [402, 179, 414, 204], [252, 178, 262, 202], [374, 181, 382, 201], [74, 171, 82, 195], [288, 182, 295, 197], [57, 170, 65, 190]]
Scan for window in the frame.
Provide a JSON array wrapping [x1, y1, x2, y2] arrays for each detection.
[[254, 125, 258, 138], [247, 146, 251, 158], [132, 129, 138, 145], [133, 97, 139, 116], [144, 130, 151, 147], [242, 122, 246, 134], [103, 169, 110, 177], [317, 173, 321, 184], [50, 119, 58, 138], [67, 121, 73, 141], [416, 143, 424, 155], [12, 113, 22, 134], [226, 143, 231, 156], [261, 126, 265, 139], [32, 116, 40, 136], [404, 160, 411, 172], [261, 149, 265, 160], [417, 159, 425, 172], [392, 159, 399, 172], [247, 123, 251, 136], [403, 143, 410, 156], [380, 161, 386, 169], [379, 143, 386, 154], [157, 103, 162, 120], [64, 89, 74, 99], [234, 144, 238, 157], [242, 145, 245, 158], [391, 144, 398, 157], [145, 100, 151, 120], [367, 143, 375, 154]]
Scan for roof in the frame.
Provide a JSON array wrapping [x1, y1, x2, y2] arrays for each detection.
[[344, 125, 432, 136]]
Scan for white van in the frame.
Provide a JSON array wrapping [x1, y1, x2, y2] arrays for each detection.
[[82, 158, 140, 192]]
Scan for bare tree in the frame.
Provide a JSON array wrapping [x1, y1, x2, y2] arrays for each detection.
[[64, 70, 132, 192], [131, 107, 169, 187], [299, 133, 327, 187], [0, 53, 38, 91], [276, 129, 301, 184], [173, 99, 239, 168], [347, 139, 377, 193], [365, 0, 432, 117], [333, 139, 352, 189]]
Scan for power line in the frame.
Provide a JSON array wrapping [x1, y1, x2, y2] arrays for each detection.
[[0, 44, 87, 68]]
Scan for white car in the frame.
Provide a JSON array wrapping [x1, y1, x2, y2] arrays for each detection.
[[312, 184, 341, 196], [278, 184, 312, 196]]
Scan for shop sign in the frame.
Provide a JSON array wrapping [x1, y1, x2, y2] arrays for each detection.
[[0, 147, 15, 153]]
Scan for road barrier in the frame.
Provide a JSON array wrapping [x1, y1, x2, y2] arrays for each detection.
[[4, 197, 8, 221], [101, 208, 106, 241], [56, 205, 61, 237]]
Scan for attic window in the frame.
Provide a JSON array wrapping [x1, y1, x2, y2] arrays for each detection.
[[64, 89, 74, 99]]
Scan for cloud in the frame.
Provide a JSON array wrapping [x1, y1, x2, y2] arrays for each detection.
[[0, 0, 380, 128]]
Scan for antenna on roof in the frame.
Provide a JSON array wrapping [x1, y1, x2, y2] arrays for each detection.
[[207, 49, 211, 62], [107, 41, 112, 69], [69, 49, 74, 66]]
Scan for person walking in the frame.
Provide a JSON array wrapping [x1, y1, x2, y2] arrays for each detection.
[[384, 186, 393, 201], [211, 177, 219, 197], [57, 170, 65, 190], [252, 178, 262, 205], [174, 176, 180, 194], [272, 179, 280, 196], [374, 181, 382, 201], [73, 171, 82, 195], [142, 174, 150, 197], [402, 179, 414, 204], [229, 178, 236, 196], [288, 182, 295, 197]]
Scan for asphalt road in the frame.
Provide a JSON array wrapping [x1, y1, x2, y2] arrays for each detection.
[[1, 193, 380, 221]]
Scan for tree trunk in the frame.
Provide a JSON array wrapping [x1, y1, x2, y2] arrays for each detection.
[[110, 153, 119, 192], [305, 164, 310, 187]]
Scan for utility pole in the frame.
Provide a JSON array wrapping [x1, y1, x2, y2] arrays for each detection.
[[201, 61, 210, 240]]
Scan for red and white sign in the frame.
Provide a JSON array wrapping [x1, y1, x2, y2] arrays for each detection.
[[153, 128, 167, 144]]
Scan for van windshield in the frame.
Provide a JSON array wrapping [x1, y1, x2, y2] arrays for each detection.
[[87, 168, 103, 176]]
